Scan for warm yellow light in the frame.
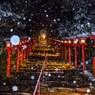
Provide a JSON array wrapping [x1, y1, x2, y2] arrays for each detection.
[[61, 41, 64, 43], [74, 40, 77, 44], [22, 41, 24, 44], [64, 41, 67, 43], [7, 43, 10, 47], [42, 34, 46, 39], [16, 42, 19, 45], [68, 41, 71, 43], [81, 39, 85, 43], [11, 44, 13, 47], [20, 42, 22, 45]]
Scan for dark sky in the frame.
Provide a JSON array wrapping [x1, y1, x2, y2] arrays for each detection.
[[0, 0, 95, 38]]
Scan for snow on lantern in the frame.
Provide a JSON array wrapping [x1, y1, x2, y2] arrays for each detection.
[[4, 41, 15, 77]]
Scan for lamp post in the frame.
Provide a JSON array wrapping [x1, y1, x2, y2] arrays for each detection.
[[71, 36, 79, 68], [20, 39, 24, 65], [61, 40, 64, 58], [22, 38, 27, 61], [4, 41, 15, 77], [57, 40, 59, 53], [68, 39, 72, 63], [64, 39, 68, 60], [77, 34, 88, 72], [59, 40, 62, 56], [25, 39, 30, 59], [14, 42, 21, 72], [90, 32, 95, 77]]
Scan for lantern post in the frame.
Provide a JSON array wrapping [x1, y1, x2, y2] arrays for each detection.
[[71, 36, 79, 68], [58, 39, 62, 56], [77, 33, 89, 72], [64, 39, 68, 60], [14, 43, 21, 72], [67, 39, 72, 63], [25, 38, 30, 59], [57, 39, 59, 53], [20, 38, 24, 65], [4, 41, 15, 77], [90, 32, 95, 77], [61, 40, 64, 58]]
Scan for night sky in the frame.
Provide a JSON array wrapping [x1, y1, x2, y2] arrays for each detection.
[[0, 0, 95, 39]]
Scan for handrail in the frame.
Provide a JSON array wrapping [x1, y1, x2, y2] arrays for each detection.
[[33, 56, 46, 95]]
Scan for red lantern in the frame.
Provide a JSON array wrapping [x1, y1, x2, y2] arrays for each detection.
[[67, 39, 73, 63], [14, 41, 21, 72], [61, 40, 64, 58], [77, 34, 88, 72], [4, 41, 15, 77], [90, 32, 95, 77], [64, 39, 68, 60], [71, 36, 79, 68]]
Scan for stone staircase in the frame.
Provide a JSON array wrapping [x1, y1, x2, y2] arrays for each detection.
[[0, 39, 94, 95]]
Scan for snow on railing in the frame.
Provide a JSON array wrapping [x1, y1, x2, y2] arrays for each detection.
[[33, 56, 46, 95]]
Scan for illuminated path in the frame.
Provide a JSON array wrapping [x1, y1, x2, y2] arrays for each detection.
[[0, 39, 95, 95]]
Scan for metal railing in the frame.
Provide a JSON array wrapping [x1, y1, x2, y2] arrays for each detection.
[[33, 56, 46, 95]]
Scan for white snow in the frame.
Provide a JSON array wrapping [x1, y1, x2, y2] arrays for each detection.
[[12, 86, 18, 91], [31, 76, 35, 80], [10, 35, 20, 45], [91, 32, 95, 35]]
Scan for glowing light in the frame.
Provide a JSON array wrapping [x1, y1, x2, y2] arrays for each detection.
[[87, 89, 90, 93], [10, 35, 20, 45], [10, 29, 13, 32], [74, 40, 77, 44], [42, 34, 46, 39], [12, 86, 18, 91], [48, 74, 51, 77], [73, 80, 76, 84], [7, 43, 10, 47], [64, 41, 67, 43], [3, 82, 6, 85], [23, 17, 26, 20], [68, 41, 71, 43], [31, 76, 35, 79], [81, 39, 85, 43]]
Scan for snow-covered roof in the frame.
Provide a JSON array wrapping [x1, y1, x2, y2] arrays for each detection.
[[91, 32, 95, 35], [70, 36, 76, 39], [77, 33, 90, 37], [65, 37, 70, 39]]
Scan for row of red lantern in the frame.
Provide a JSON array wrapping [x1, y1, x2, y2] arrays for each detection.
[[47, 36, 88, 73], [4, 37, 37, 77], [48, 33, 95, 77]]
